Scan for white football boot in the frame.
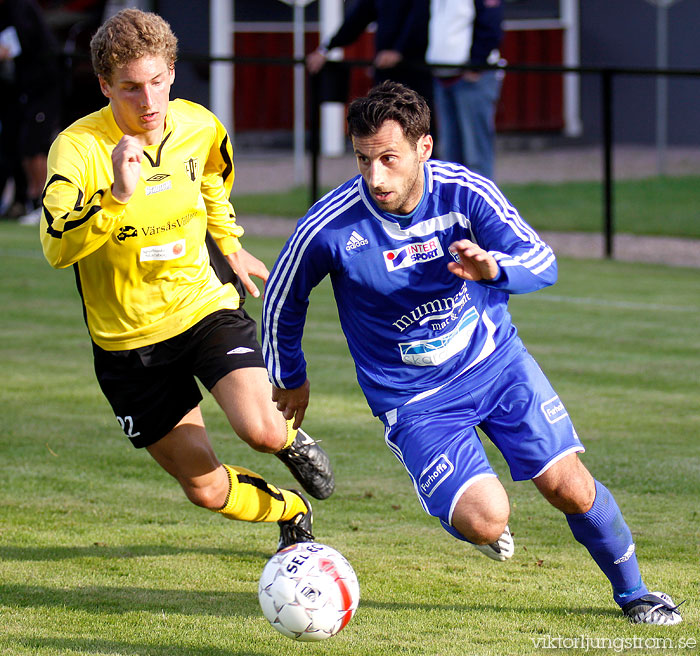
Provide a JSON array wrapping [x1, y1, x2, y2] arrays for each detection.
[[473, 525, 515, 561], [622, 591, 683, 625]]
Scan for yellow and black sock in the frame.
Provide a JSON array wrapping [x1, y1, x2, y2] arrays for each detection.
[[214, 464, 305, 522], [279, 420, 297, 452]]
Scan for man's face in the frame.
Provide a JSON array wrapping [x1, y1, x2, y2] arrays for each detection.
[[99, 55, 175, 145], [352, 120, 432, 215]]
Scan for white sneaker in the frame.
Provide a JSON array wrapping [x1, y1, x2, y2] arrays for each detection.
[[18, 207, 42, 225], [473, 525, 514, 561]]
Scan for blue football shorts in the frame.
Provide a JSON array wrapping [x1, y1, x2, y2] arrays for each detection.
[[381, 349, 584, 535]]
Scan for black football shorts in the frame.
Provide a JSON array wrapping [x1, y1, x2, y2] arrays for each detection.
[[93, 309, 264, 448]]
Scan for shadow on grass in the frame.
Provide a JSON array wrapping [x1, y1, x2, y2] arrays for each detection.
[[2, 637, 270, 656], [1, 582, 257, 618], [358, 598, 622, 620], [1, 577, 621, 622], [0, 543, 272, 562]]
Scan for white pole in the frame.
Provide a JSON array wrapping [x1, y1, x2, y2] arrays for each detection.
[[319, 0, 345, 157], [210, 0, 234, 138], [293, 1, 306, 184], [561, 0, 582, 137]]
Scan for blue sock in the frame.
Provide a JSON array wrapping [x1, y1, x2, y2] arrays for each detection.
[[566, 480, 648, 606]]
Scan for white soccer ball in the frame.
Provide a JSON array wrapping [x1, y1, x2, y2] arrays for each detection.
[[258, 542, 360, 641]]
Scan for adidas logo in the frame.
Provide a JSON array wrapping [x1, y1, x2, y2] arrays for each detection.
[[345, 230, 369, 251]]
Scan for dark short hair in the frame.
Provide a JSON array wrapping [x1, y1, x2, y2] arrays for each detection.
[[346, 81, 431, 146]]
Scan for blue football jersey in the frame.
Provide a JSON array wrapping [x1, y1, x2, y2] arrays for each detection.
[[262, 160, 557, 416]]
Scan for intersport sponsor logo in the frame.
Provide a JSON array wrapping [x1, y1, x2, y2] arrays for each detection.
[[384, 238, 443, 272]]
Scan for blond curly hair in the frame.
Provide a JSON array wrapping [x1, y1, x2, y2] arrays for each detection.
[[90, 8, 178, 82]]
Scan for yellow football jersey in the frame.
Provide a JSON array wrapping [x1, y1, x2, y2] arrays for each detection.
[[41, 99, 245, 351]]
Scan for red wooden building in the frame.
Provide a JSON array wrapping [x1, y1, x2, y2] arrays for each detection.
[[232, 18, 570, 135]]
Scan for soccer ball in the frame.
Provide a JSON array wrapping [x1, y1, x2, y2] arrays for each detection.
[[258, 542, 360, 641]]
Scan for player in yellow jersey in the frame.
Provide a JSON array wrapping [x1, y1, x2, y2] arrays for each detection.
[[38, 8, 334, 552]]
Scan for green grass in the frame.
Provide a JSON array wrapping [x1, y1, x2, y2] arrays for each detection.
[[1, 223, 699, 655], [232, 175, 700, 239]]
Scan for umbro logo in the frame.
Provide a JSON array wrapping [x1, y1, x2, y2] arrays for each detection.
[[227, 347, 254, 355], [345, 230, 369, 251], [146, 173, 171, 182]]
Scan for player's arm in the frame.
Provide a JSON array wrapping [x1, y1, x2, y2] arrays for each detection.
[[387, 0, 430, 65], [262, 225, 333, 425], [448, 239, 500, 281], [201, 113, 243, 254], [458, 188, 557, 294], [307, 0, 376, 72], [272, 379, 311, 430], [324, 0, 376, 50], [41, 134, 131, 269], [200, 113, 268, 297], [471, 0, 504, 65]]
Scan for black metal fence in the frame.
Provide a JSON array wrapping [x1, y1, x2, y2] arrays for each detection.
[[54, 52, 700, 258], [304, 57, 700, 258]]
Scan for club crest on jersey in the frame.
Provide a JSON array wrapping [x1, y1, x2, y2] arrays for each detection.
[[184, 157, 199, 182], [383, 237, 444, 272]]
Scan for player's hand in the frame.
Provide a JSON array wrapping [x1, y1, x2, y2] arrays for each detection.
[[447, 239, 500, 281], [225, 247, 269, 298], [374, 50, 403, 69], [111, 135, 143, 203], [306, 50, 327, 74], [272, 380, 310, 430]]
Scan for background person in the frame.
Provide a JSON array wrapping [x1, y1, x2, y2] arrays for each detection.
[[426, 0, 504, 180], [261, 81, 682, 624], [0, 0, 60, 224], [306, 0, 434, 125], [39, 8, 334, 552]]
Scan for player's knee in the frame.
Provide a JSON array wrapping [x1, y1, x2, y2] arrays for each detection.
[[176, 466, 230, 510], [541, 484, 594, 514], [452, 507, 509, 544], [239, 417, 286, 453], [453, 520, 508, 545], [450, 475, 510, 543], [534, 455, 595, 514], [183, 484, 222, 510]]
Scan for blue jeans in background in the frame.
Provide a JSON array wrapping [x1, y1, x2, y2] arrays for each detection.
[[433, 71, 501, 180]]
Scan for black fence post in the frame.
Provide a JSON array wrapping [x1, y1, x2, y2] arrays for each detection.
[[602, 69, 614, 259]]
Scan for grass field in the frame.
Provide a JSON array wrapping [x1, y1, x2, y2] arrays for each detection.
[[1, 222, 699, 655], [232, 176, 700, 239]]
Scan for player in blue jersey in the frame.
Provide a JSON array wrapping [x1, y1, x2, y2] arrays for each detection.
[[262, 82, 682, 625]]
